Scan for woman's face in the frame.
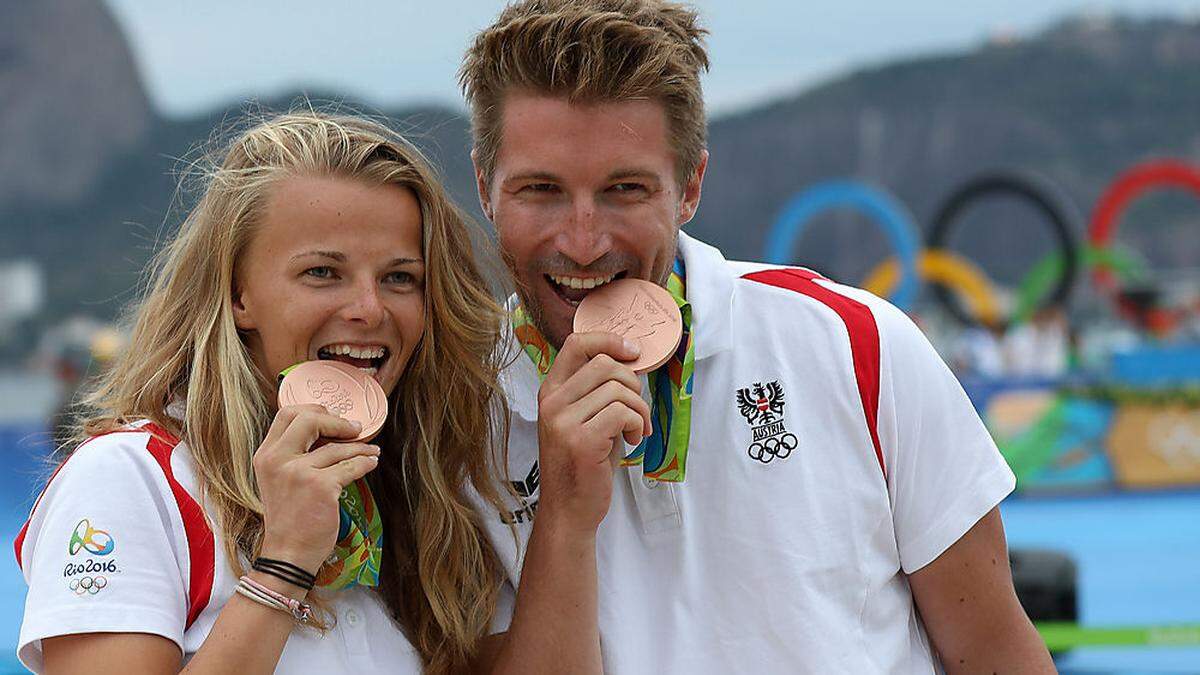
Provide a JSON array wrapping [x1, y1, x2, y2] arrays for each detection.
[[233, 174, 426, 399]]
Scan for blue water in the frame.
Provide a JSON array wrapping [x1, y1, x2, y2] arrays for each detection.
[[0, 425, 1198, 673], [0, 424, 54, 674], [1003, 491, 1200, 672]]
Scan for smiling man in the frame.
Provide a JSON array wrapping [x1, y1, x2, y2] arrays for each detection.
[[462, 1, 1055, 673]]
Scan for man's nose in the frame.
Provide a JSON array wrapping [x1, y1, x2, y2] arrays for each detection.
[[555, 196, 611, 267]]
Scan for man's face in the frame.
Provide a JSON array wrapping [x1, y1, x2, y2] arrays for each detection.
[[477, 94, 707, 349]]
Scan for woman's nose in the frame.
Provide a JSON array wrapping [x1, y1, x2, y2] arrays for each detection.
[[340, 281, 386, 327]]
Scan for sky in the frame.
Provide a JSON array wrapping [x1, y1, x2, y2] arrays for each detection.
[[105, 0, 1200, 118]]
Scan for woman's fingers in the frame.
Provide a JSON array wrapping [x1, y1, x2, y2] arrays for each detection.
[[327, 455, 381, 488], [307, 442, 380, 469], [274, 408, 363, 455]]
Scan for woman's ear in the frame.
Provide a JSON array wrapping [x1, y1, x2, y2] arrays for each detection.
[[232, 284, 256, 331]]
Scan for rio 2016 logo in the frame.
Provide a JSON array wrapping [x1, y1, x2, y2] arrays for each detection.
[[68, 519, 114, 557]]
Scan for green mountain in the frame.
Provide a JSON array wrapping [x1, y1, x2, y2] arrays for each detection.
[[2, 11, 1199, 347]]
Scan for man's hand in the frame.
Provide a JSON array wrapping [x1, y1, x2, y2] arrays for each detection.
[[479, 333, 651, 675], [908, 507, 1056, 673], [535, 332, 652, 534]]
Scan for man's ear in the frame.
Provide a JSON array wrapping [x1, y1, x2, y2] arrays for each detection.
[[678, 149, 708, 225], [231, 283, 255, 331], [471, 148, 494, 221]]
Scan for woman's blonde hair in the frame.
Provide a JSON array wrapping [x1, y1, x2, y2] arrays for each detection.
[[75, 109, 509, 674]]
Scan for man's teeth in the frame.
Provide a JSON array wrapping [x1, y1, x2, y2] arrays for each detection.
[[322, 344, 386, 359], [548, 273, 617, 290]]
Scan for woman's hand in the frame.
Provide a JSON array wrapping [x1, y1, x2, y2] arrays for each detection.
[[253, 404, 381, 575]]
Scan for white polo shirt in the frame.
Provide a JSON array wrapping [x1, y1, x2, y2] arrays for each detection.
[[14, 421, 425, 673], [481, 232, 1016, 673]]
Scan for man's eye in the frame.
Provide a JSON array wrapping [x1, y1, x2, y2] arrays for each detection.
[[524, 183, 558, 193], [304, 266, 335, 279], [611, 182, 647, 193]]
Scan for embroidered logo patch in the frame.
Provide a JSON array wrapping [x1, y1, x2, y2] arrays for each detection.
[[65, 518, 120, 595], [735, 381, 798, 464], [68, 518, 114, 556]]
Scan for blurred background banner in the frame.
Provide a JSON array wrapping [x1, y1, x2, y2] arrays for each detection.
[[3, 0, 1200, 672]]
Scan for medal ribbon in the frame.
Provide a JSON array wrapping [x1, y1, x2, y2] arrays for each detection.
[[314, 477, 383, 589], [277, 366, 383, 589], [511, 259, 695, 482]]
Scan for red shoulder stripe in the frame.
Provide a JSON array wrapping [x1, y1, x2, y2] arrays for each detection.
[[11, 424, 215, 631], [142, 423, 215, 630], [741, 268, 886, 478], [13, 428, 128, 572]]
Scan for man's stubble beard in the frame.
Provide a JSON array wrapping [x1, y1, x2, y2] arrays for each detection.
[[500, 227, 681, 351]]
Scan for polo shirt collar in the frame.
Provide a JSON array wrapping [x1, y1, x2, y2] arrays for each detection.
[[676, 230, 735, 361]]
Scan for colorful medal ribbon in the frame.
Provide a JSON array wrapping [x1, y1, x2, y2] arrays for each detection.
[[512, 259, 695, 482], [315, 478, 383, 589], [277, 364, 383, 589]]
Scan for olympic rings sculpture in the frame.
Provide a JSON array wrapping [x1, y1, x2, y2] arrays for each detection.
[[762, 160, 1199, 331], [926, 172, 1080, 328], [1013, 245, 1147, 325], [862, 250, 1004, 328], [1087, 160, 1200, 292], [763, 180, 922, 310]]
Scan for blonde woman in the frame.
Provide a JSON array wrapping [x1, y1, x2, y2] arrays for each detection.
[[14, 112, 513, 674]]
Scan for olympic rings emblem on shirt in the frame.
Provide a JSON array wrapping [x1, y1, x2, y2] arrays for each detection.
[[69, 575, 108, 595], [748, 433, 798, 464]]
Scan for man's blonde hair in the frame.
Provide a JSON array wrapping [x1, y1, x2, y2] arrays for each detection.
[[460, 0, 710, 185]]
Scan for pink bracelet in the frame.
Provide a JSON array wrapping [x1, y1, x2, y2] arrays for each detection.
[[238, 574, 313, 624]]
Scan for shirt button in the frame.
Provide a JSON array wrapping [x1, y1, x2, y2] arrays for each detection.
[[643, 478, 659, 489], [345, 609, 361, 626]]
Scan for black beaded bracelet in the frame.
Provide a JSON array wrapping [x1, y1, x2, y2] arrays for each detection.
[[253, 557, 317, 591]]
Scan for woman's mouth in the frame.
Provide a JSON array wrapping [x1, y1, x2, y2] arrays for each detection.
[[545, 271, 627, 306], [316, 343, 390, 378]]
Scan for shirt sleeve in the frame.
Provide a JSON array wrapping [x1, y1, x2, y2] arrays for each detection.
[[16, 432, 189, 672], [873, 302, 1016, 573]]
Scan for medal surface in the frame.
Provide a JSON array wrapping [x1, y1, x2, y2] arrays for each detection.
[[574, 278, 683, 374], [278, 360, 388, 442]]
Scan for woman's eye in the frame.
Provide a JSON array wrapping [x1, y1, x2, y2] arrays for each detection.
[[385, 271, 416, 285], [304, 266, 336, 279]]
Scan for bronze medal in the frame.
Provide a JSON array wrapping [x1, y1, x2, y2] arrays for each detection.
[[574, 278, 683, 374], [278, 360, 388, 442]]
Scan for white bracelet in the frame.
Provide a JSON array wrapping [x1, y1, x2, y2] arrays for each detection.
[[236, 576, 313, 624], [236, 583, 286, 612]]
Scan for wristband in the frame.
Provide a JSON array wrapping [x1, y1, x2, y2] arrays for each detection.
[[253, 557, 317, 590], [238, 575, 313, 624]]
